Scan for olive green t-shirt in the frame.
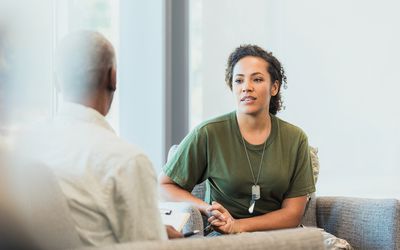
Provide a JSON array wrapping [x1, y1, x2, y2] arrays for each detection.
[[164, 111, 315, 219]]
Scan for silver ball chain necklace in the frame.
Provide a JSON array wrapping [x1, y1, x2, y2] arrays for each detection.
[[240, 133, 267, 214]]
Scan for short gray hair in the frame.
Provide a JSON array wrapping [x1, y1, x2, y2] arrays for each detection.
[[56, 30, 115, 98]]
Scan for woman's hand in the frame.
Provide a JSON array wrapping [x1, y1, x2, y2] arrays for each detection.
[[207, 201, 241, 234]]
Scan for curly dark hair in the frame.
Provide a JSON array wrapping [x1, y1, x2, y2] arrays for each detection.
[[225, 44, 287, 115]]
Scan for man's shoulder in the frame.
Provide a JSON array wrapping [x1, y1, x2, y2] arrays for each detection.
[[20, 119, 154, 174], [92, 128, 151, 166]]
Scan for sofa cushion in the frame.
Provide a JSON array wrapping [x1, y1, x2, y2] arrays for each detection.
[[317, 197, 399, 249]]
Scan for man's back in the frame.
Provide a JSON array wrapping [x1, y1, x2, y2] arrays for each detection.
[[20, 102, 167, 246]]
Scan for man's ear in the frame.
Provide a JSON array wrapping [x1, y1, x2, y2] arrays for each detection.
[[107, 67, 117, 92], [271, 80, 279, 96]]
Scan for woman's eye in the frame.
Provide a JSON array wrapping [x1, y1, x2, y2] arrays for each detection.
[[234, 79, 243, 84], [254, 78, 263, 83]]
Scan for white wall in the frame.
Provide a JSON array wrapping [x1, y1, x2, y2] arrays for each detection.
[[190, 0, 400, 198]]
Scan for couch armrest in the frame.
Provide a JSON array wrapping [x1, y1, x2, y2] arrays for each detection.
[[316, 196, 400, 250], [77, 228, 324, 250]]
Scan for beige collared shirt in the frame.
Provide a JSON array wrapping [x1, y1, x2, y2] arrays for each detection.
[[20, 102, 167, 246]]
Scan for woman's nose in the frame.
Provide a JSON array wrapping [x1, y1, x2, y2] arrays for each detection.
[[242, 80, 254, 92]]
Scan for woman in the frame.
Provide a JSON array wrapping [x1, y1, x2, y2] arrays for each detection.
[[159, 45, 315, 234]]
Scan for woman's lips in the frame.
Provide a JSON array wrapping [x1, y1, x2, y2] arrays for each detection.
[[241, 96, 256, 104]]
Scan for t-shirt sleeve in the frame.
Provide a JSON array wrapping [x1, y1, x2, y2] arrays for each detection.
[[284, 133, 316, 198], [163, 128, 208, 192]]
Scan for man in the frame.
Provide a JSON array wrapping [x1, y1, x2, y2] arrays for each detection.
[[20, 30, 181, 246]]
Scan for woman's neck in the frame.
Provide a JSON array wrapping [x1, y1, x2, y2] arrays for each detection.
[[237, 110, 271, 145]]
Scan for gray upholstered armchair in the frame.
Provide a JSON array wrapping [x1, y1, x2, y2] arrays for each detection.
[[191, 180, 400, 250], [181, 142, 400, 250]]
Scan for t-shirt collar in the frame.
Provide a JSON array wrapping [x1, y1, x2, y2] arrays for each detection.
[[232, 111, 278, 151]]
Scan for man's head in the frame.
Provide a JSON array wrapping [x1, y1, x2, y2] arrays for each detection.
[[56, 30, 116, 116]]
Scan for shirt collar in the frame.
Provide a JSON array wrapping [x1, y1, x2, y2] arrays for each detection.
[[57, 102, 115, 133]]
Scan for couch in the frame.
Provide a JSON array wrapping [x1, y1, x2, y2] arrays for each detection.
[[6, 154, 399, 250], [192, 180, 400, 250], [184, 142, 400, 250]]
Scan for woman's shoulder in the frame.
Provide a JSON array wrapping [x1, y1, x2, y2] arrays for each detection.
[[195, 111, 235, 132], [177, 111, 235, 149], [273, 115, 308, 140]]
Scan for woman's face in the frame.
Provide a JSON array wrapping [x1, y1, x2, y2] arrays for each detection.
[[232, 56, 278, 116]]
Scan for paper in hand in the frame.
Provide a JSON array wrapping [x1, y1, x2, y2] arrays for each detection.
[[160, 209, 190, 232]]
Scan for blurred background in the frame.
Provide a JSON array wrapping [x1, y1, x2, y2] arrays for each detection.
[[1, 0, 399, 199]]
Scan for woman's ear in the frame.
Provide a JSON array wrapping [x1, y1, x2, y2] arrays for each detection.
[[271, 80, 279, 96]]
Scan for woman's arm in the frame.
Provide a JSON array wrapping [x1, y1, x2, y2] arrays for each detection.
[[208, 195, 308, 234], [158, 173, 211, 215]]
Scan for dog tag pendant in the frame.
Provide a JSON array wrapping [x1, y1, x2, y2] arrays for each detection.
[[252, 185, 260, 200], [248, 199, 256, 214]]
